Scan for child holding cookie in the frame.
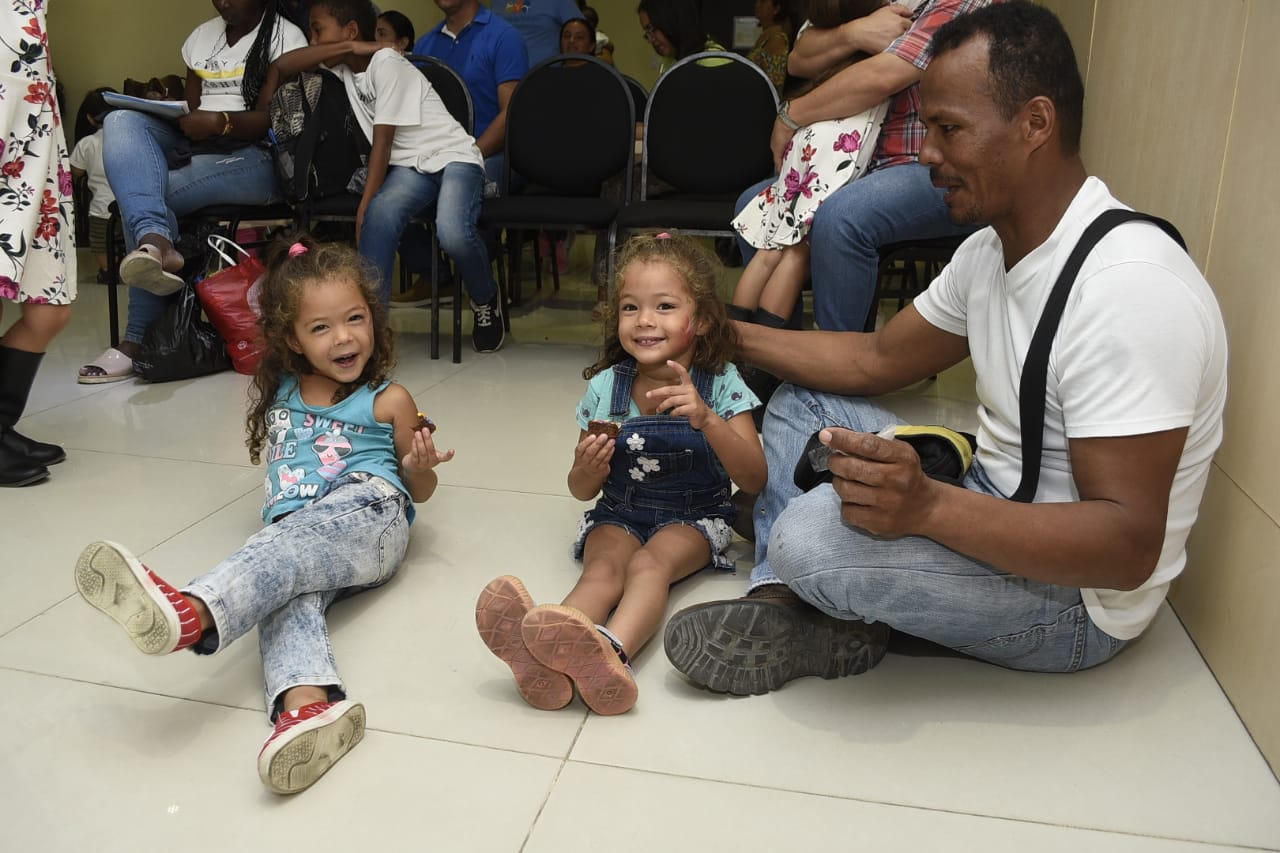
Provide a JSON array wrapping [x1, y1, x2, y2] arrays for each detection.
[[476, 233, 766, 715], [74, 236, 452, 794]]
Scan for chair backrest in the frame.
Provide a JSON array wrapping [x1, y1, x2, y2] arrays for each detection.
[[407, 54, 475, 135], [642, 51, 778, 198], [621, 74, 648, 118], [503, 54, 636, 197]]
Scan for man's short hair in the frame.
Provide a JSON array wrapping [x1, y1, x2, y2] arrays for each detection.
[[929, 0, 1084, 154]]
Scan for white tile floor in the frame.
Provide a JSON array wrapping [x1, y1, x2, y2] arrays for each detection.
[[3, 265, 1279, 852]]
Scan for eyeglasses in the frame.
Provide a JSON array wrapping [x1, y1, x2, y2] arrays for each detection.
[[642, 23, 659, 42]]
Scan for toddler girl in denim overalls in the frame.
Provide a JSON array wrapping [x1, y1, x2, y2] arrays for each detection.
[[477, 233, 767, 715]]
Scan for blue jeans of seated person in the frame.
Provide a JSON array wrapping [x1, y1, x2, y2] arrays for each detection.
[[360, 162, 497, 308], [749, 384, 1128, 673], [733, 161, 976, 331], [182, 473, 410, 719], [103, 110, 282, 345]]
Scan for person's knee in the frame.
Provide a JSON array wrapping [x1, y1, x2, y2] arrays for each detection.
[[581, 555, 625, 593], [767, 488, 847, 585]]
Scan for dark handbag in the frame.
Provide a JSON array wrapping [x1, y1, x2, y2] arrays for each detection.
[[134, 282, 232, 382]]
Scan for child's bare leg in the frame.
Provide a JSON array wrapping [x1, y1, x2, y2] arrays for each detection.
[[562, 525, 641, 623], [280, 685, 331, 713], [605, 524, 711, 655], [731, 247, 785, 311], [758, 243, 811, 322]]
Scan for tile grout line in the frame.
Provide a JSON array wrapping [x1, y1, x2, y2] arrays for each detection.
[[518, 714, 591, 852]]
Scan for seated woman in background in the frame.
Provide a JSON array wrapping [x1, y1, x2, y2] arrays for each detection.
[[747, 0, 793, 91], [560, 16, 597, 61], [79, 0, 306, 383], [636, 0, 726, 74], [374, 9, 415, 53]]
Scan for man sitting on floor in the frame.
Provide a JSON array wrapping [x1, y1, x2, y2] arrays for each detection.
[[664, 0, 1228, 693]]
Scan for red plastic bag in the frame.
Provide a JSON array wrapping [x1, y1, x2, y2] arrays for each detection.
[[195, 235, 266, 375]]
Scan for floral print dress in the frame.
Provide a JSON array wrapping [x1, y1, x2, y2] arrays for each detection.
[[0, 0, 75, 305], [732, 100, 889, 251]]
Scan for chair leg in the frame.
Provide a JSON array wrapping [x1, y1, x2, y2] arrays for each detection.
[[429, 231, 441, 361], [509, 229, 523, 306], [452, 260, 463, 364], [105, 209, 123, 348]]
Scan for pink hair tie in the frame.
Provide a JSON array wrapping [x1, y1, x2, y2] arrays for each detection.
[[288, 242, 308, 257], [654, 232, 672, 239]]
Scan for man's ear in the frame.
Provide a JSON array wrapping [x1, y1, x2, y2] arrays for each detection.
[[1022, 94, 1056, 152]]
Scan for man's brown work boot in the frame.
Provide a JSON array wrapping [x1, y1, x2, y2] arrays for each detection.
[[663, 584, 889, 696]]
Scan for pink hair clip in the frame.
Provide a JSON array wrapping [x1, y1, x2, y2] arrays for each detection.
[[654, 232, 672, 240], [288, 242, 308, 257]]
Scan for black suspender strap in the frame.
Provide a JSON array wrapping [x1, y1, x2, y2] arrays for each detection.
[[1010, 209, 1187, 503]]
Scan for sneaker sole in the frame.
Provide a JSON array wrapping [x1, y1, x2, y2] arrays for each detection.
[[521, 605, 637, 716], [74, 540, 180, 655], [663, 599, 888, 696], [260, 701, 366, 795], [119, 252, 183, 296], [475, 576, 573, 711]]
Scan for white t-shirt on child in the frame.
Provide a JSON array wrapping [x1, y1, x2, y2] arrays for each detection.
[[333, 48, 483, 175], [69, 129, 113, 219], [182, 13, 307, 112]]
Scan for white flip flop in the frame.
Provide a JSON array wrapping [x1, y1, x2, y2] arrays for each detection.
[[77, 347, 134, 384], [119, 244, 184, 296]]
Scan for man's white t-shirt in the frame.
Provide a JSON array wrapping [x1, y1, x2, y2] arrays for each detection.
[[182, 13, 307, 112], [913, 177, 1228, 640], [334, 49, 483, 174]]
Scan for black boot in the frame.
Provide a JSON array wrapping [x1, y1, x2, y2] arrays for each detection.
[[0, 345, 62, 485]]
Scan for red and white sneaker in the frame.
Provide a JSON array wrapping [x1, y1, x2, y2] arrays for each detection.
[[74, 540, 203, 655], [257, 700, 365, 795]]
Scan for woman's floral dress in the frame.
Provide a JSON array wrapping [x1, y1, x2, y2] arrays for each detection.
[[732, 100, 889, 250], [0, 0, 75, 305]]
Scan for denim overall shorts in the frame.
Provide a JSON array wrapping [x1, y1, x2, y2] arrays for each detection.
[[573, 359, 737, 570]]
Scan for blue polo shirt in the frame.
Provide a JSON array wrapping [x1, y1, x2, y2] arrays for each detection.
[[414, 6, 529, 139], [494, 0, 582, 65]]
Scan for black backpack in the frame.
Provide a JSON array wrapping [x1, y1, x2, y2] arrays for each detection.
[[268, 69, 370, 204]]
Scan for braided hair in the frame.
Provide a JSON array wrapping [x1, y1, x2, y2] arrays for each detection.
[[241, 0, 282, 110]]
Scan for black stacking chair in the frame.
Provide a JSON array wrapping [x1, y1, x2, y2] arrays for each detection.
[[477, 54, 637, 304], [613, 52, 777, 245]]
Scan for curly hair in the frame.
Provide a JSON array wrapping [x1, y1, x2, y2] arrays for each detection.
[[584, 233, 738, 380], [245, 234, 396, 464]]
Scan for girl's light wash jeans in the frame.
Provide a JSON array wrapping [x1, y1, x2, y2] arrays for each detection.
[[750, 384, 1128, 673], [183, 474, 410, 718], [102, 109, 282, 344]]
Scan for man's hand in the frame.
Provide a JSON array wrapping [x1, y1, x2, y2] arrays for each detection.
[[855, 4, 914, 53], [822, 427, 940, 538]]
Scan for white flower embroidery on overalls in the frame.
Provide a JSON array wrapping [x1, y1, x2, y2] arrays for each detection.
[[626, 434, 645, 451], [629, 456, 661, 481]]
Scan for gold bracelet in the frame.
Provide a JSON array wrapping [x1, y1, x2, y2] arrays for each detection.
[[220, 111, 233, 136]]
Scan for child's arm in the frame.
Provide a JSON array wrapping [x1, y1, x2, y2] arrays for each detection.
[[254, 41, 382, 110], [568, 431, 613, 501], [646, 360, 767, 494], [376, 383, 455, 502]]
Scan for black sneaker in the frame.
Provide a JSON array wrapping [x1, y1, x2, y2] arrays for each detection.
[[471, 294, 505, 353], [663, 584, 889, 696]]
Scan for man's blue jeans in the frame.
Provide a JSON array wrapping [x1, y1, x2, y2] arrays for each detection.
[[748, 384, 1128, 673], [360, 162, 496, 308], [733, 161, 976, 331], [183, 474, 410, 718], [103, 110, 282, 344]]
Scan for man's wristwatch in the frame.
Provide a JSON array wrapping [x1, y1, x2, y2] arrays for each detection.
[[777, 99, 801, 131]]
